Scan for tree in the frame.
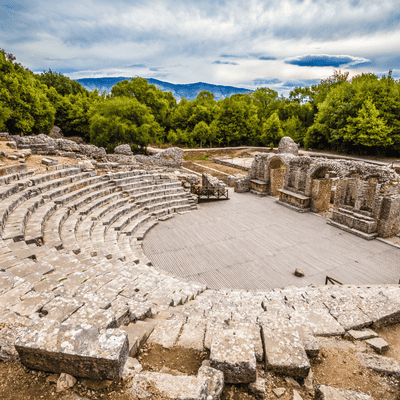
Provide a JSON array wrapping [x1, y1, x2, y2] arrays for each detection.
[[37, 69, 88, 96], [260, 112, 284, 146], [0, 49, 55, 135], [89, 96, 163, 151], [193, 121, 210, 148], [342, 98, 392, 149], [111, 77, 176, 137]]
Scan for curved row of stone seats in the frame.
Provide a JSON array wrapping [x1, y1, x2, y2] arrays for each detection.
[[0, 167, 86, 230], [2, 171, 105, 244], [0, 166, 209, 375], [0, 167, 89, 233], [0, 168, 35, 186]]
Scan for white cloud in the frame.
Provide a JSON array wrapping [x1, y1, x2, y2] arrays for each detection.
[[1, 0, 400, 94]]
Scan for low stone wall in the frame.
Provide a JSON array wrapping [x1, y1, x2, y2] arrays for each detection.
[[213, 158, 251, 171]]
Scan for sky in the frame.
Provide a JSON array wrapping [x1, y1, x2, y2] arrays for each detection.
[[1, 0, 400, 95]]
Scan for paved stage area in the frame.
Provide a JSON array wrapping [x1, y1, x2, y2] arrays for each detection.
[[143, 191, 400, 291]]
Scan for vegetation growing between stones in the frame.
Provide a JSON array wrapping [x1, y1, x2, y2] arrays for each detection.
[[1, 49, 400, 156]]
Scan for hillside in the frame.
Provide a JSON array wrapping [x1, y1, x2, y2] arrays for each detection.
[[75, 77, 253, 101]]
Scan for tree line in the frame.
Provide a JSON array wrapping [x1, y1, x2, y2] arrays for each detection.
[[1, 49, 400, 156]]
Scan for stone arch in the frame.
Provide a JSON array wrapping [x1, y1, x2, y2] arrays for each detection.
[[305, 161, 344, 196], [264, 154, 291, 183]]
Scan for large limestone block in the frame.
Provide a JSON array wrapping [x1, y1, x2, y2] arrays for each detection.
[[148, 318, 186, 349], [197, 366, 224, 400], [210, 327, 256, 384], [0, 325, 28, 361], [15, 319, 129, 380], [315, 385, 374, 399], [357, 353, 400, 377], [177, 318, 207, 351], [130, 371, 208, 400], [261, 325, 310, 378]]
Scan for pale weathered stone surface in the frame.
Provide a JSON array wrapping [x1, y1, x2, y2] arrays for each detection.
[[272, 388, 286, 398], [56, 373, 77, 392], [210, 327, 256, 384], [303, 369, 314, 391], [130, 372, 208, 400], [365, 337, 389, 353], [315, 385, 374, 399], [197, 366, 224, 400], [261, 325, 310, 378], [148, 318, 185, 349], [114, 144, 133, 156], [347, 329, 378, 340], [358, 353, 400, 376], [0, 325, 27, 361], [248, 375, 265, 399], [15, 319, 129, 380], [177, 318, 207, 351], [292, 390, 304, 400]]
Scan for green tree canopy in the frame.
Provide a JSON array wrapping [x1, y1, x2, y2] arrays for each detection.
[[89, 96, 163, 151]]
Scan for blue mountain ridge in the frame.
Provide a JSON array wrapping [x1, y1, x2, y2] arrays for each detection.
[[75, 77, 253, 101]]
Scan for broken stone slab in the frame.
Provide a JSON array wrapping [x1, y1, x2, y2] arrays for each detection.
[[261, 324, 310, 379], [347, 329, 378, 340], [324, 298, 372, 331], [272, 388, 286, 398], [210, 326, 256, 384], [177, 317, 207, 351], [0, 325, 28, 361], [293, 390, 304, 400], [147, 317, 186, 349], [248, 375, 265, 399], [358, 353, 400, 377], [288, 307, 345, 337], [365, 337, 389, 353], [129, 371, 208, 400], [315, 385, 374, 399], [15, 319, 129, 380], [197, 365, 224, 400], [42, 157, 58, 166]]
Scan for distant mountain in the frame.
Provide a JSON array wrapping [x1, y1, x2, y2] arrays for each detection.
[[75, 77, 253, 101]]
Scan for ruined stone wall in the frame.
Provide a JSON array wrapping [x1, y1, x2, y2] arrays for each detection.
[[311, 179, 332, 213], [378, 195, 400, 237]]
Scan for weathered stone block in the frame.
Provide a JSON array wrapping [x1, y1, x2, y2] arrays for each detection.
[[315, 385, 374, 399], [358, 353, 400, 377], [177, 318, 207, 351], [15, 319, 129, 380], [148, 317, 186, 349], [130, 371, 208, 400], [365, 337, 389, 353], [197, 366, 224, 400], [261, 324, 310, 378], [210, 327, 256, 384]]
